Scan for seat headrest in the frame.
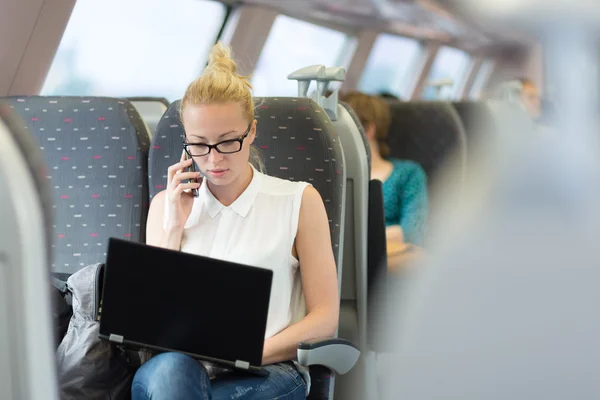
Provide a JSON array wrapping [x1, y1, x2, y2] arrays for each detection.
[[4, 96, 151, 274], [387, 101, 467, 185]]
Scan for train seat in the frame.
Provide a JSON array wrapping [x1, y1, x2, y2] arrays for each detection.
[[386, 100, 468, 191], [291, 62, 385, 398], [378, 103, 600, 400], [3, 96, 151, 276], [327, 101, 378, 400], [0, 104, 58, 399]]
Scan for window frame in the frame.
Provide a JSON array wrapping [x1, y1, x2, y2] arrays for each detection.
[[358, 32, 426, 99], [468, 58, 496, 100], [421, 44, 474, 100]]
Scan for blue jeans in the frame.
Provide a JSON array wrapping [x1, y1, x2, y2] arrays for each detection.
[[131, 352, 307, 400]]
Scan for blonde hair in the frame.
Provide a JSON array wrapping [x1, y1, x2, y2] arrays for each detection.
[[180, 42, 264, 172], [340, 91, 392, 158]]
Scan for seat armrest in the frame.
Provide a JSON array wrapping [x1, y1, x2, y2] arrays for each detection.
[[297, 338, 360, 375]]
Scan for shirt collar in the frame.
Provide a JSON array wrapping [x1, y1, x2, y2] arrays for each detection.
[[200, 164, 262, 219]]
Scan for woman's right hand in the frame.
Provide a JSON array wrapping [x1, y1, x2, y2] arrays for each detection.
[[165, 150, 202, 231]]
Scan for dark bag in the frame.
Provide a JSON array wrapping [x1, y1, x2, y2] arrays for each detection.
[[56, 263, 137, 400]]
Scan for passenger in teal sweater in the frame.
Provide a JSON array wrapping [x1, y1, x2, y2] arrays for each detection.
[[341, 91, 428, 246]]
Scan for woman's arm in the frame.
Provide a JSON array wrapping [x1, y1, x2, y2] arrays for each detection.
[[145, 190, 185, 250], [386, 224, 408, 258], [262, 186, 340, 365], [146, 152, 199, 250]]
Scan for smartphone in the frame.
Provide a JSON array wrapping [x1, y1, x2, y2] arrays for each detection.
[[184, 152, 199, 197]]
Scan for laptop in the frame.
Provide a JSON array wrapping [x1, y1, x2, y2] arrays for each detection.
[[98, 238, 273, 376]]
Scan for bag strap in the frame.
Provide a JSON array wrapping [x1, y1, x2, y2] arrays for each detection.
[[50, 273, 69, 294], [50, 273, 74, 307], [113, 345, 141, 374]]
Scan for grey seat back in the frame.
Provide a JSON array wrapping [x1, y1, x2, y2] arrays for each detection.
[[4, 96, 151, 275], [387, 101, 468, 188], [0, 105, 58, 400], [128, 97, 169, 139], [339, 102, 371, 174], [332, 102, 374, 400], [379, 116, 600, 400], [452, 101, 500, 171], [334, 102, 370, 338], [253, 98, 346, 265], [452, 101, 499, 141]]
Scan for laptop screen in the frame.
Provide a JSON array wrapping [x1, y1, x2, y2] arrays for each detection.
[[99, 238, 272, 367]]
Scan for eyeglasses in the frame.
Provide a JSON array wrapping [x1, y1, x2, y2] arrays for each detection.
[[183, 123, 252, 157]]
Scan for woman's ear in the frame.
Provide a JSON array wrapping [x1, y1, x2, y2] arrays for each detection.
[[365, 122, 376, 140], [248, 119, 258, 145]]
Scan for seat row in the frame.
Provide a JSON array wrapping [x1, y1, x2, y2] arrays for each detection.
[[1, 94, 378, 400], [1, 92, 522, 400]]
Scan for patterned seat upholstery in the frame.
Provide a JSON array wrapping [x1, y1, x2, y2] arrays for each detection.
[[150, 97, 347, 399], [3, 96, 151, 275], [387, 101, 467, 186]]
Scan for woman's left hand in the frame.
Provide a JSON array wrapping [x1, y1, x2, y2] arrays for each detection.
[[386, 224, 404, 243]]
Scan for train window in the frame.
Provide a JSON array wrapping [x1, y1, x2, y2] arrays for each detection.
[[422, 46, 472, 100], [251, 15, 350, 96], [358, 34, 422, 99], [41, 0, 227, 101], [468, 59, 495, 99]]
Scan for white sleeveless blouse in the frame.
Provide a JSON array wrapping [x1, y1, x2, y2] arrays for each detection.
[[163, 165, 312, 392], [175, 165, 310, 337]]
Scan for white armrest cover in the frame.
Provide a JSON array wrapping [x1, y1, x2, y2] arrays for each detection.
[[297, 338, 360, 375]]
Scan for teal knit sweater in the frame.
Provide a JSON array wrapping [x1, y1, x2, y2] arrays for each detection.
[[382, 158, 428, 246]]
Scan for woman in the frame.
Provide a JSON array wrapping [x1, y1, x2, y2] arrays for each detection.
[[340, 91, 428, 248], [132, 42, 339, 399]]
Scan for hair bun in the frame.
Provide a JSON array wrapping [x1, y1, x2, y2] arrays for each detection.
[[207, 42, 237, 75]]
